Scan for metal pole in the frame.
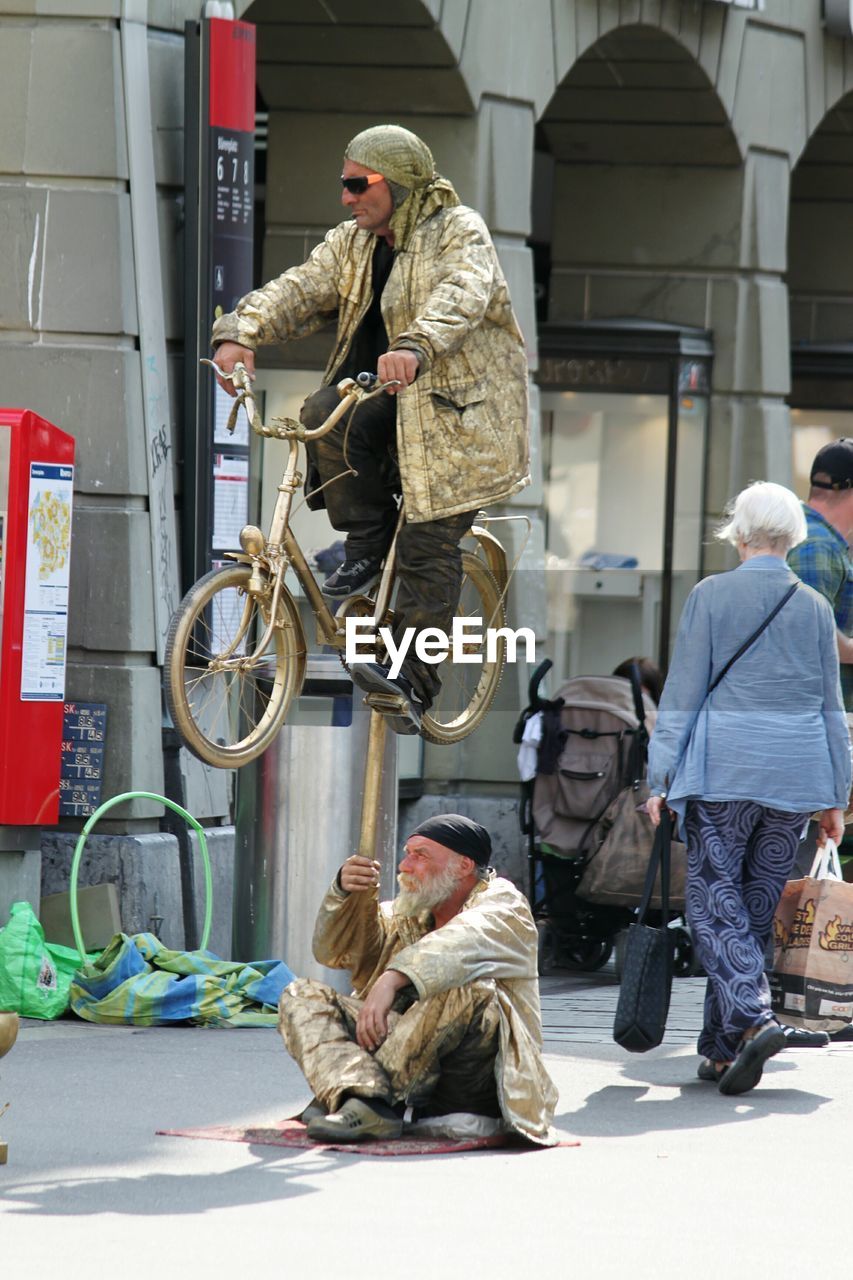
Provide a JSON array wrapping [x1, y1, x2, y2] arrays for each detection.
[[358, 710, 389, 859], [659, 362, 679, 673]]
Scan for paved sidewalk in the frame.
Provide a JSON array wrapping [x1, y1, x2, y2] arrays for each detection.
[[540, 966, 705, 1046], [2, 970, 852, 1280]]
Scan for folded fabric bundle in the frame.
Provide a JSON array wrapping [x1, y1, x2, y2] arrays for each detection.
[[70, 932, 295, 1027]]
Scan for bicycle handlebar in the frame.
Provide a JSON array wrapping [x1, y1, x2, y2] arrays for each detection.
[[201, 359, 399, 442]]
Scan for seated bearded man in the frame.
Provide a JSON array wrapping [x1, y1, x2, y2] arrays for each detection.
[[279, 814, 557, 1145]]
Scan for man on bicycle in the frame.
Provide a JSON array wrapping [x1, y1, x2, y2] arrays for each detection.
[[212, 123, 529, 734]]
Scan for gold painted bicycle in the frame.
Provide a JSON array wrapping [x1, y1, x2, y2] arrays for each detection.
[[164, 363, 510, 769]]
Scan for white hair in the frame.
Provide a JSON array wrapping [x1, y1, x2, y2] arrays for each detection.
[[393, 852, 487, 918], [716, 481, 807, 553], [394, 863, 460, 918]]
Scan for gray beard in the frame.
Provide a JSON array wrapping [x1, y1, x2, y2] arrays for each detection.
[[393, 864, 459, 917]]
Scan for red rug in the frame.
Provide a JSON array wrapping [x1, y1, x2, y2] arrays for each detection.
[[156, 1118, 579, 1157]]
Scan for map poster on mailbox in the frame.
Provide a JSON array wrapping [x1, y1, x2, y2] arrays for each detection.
[[21, 461, 74, 701]]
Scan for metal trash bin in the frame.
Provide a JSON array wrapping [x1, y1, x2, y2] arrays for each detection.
[[233, 654, 398, 992]]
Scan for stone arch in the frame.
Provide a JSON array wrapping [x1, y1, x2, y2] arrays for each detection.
[[535, 22, 742, 332], [534, 19, 798, 554], [788, 91, 853, 348], [240, 0, 473, 117]]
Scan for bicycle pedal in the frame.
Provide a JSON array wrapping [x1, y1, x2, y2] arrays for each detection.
[[364, 691, 410, 715]]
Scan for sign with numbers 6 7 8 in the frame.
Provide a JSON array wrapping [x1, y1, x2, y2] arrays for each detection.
[[183, 15, 256, 586]]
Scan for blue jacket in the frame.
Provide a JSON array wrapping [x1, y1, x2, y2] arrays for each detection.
[[648, 556, 851, 836]]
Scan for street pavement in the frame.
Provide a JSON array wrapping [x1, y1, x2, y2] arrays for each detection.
[[2, 965, 852, 1280]]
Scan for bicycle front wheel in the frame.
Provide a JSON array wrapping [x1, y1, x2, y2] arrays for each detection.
[[164, 564, 306, 769], [421, 551, 506, 745]]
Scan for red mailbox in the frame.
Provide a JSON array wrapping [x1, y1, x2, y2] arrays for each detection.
[[0, 410, 75, 824]]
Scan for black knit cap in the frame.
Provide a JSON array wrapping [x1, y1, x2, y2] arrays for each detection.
[[811, 438, 853, 491], [408, 814, 492, 867]]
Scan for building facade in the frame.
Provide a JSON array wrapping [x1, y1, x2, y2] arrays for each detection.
[[1, 0, 852, 943]]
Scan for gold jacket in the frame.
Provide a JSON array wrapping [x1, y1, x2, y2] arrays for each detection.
[[312, 872, 558, 1145], [211, 207, 530, 523]]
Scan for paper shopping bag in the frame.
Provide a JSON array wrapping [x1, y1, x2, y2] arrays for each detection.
[[770, 841, 853, 1032], [772, 875, 806, 973]]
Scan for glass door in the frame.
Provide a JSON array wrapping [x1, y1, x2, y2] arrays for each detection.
[[537, 323, 711, 679]]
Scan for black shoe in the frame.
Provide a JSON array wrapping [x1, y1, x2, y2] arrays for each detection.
[[828, 1024, 853, 1042], [697, 1059, 728, 1083], [781, 1025, 830, 1048], [350, 662, 424, 735], [322, 556, 383, 599], [718, 1022, 786, 1096]]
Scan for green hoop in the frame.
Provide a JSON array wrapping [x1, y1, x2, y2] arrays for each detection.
[[69, 791, 213, 959]]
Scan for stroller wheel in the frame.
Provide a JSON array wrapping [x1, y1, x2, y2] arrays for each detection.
[[561, 938, 613, 972], [536, 921, 556, 975]]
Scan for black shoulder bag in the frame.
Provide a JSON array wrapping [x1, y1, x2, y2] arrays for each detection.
[[613, 812, 674, 1052]]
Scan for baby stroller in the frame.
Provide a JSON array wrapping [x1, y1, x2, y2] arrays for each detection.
[[516, 659, 697, 976]]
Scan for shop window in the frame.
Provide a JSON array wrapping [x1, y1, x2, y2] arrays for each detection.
[[537, 323, 711, 678]]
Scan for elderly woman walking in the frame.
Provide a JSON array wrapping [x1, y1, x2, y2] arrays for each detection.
[[647, 482, 851, 1095]]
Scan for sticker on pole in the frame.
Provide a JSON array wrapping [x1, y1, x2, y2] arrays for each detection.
[[21, 462, 73, 701]]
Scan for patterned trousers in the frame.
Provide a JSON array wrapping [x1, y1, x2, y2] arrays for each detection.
[[683, 799, 809, 1063], [278, 976, 501, 1118]]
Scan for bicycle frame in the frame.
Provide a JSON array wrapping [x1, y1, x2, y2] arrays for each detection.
[[167, 362, 515, 768], [203, 363, 397, 667], [203, 359, 511, 673]]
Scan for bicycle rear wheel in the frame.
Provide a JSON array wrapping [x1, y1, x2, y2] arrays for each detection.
[[164, 563, 306, 769], [420, 551, 506, 745]]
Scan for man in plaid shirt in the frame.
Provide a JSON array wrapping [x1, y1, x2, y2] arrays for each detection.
[[788, 439, 853, 712], [785, 439, 853, 1045]]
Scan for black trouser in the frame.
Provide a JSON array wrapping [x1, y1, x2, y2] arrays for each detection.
[[302, 385, 400, 559], [301, 386, 475, 709]]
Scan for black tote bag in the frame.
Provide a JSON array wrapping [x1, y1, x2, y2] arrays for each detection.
[[613, 813, 674, 1053]]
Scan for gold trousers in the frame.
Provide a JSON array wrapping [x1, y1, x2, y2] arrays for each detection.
[[279, 976, 501, 1117]]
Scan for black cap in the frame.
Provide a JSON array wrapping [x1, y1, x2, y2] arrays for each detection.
[[407, 814, 492, 867], [810, 439, 853, 491]]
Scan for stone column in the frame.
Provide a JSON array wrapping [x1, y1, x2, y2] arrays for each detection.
[[0, 5, 228, 940], [703, 154, 794, 571]]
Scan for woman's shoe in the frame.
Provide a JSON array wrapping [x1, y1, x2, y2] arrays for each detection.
[[697, 1059, 728, 1083], [718, 1022, 786, 1096]]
